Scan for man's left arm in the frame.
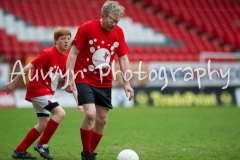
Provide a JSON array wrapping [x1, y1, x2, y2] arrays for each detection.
[[118, 55, 134, 101]]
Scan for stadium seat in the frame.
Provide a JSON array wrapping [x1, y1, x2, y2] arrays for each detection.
[[0, 0, 239, 63]]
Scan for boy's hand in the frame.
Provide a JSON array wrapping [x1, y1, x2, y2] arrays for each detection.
[[64, 80, 75, 93], [4, 82, 16, 94]]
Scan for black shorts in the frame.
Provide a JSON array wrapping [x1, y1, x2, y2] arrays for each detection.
[[76, 83, 112, 109]]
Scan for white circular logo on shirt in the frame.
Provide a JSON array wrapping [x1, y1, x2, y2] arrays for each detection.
[[92, 48, 111, 68]]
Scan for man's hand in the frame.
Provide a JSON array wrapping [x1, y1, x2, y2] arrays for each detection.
[[78, 106, 84, 113], [124, 84, 134, 101]]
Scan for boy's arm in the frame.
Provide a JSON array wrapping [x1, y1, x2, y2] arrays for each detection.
[[4, 63, 35, 94]]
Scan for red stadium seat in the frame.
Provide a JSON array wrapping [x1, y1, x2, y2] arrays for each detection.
[[0, 0, 239, 62]]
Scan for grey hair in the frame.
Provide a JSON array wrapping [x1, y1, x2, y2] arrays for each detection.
[[101, 0, 125, 17]]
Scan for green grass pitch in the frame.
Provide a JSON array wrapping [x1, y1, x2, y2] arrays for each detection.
[[0, 107, 240, 160]]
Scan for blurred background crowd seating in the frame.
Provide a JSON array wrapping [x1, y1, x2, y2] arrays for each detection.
[[0, 0, 239, 63]]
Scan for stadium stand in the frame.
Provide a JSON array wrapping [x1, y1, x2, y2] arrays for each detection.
[[0, 0, 239, 62], [135, 0, 240, 50]]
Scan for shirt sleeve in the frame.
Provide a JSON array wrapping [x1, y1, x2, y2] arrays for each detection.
[[72, 24, 88, 51], [31, 50, 51, 69], [116, 28, 129, 57]]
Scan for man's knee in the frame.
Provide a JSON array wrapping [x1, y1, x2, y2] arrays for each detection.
[[96, 115, 108, 127], [85, 111, 96, 122]]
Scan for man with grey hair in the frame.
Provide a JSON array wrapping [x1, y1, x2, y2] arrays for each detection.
[[64, 0, 134, 160]]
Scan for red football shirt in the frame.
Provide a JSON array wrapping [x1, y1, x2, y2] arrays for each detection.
[[25, 46, 68, 102], [72, 19, 129, 88]]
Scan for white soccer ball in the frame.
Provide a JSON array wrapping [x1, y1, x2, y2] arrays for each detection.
[[117, 149, 139, 160]]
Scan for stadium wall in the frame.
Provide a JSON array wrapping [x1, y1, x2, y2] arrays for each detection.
[[134, 86, 236, 107]]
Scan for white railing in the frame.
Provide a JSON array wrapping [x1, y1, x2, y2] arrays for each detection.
[[199, 51, 240, 63]]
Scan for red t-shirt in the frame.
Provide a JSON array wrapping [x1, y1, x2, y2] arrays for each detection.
[[72, 19, 129, 88], [25, 46, 68, 102]]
